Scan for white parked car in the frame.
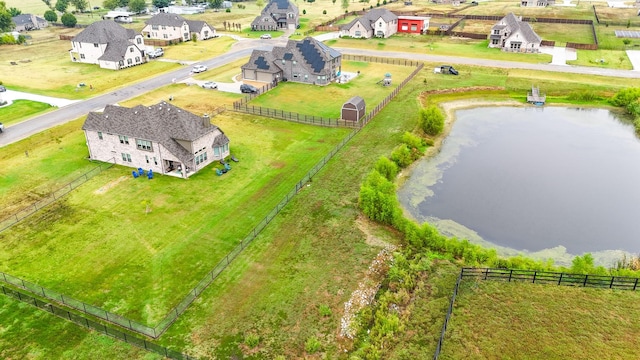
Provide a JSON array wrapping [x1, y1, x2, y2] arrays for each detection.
[[0, 122, 4, 133], [260, 34, 272, 39], [147, 48, 164, 58], [192, 65, 208, 73], [202, 81, 218, 89]]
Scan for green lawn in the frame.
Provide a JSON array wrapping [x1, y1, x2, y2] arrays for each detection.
[[0, 100, 54, 127], [0, 112, 350, 326], [248, 61, 417, 118], [441, 280, 640, 359]]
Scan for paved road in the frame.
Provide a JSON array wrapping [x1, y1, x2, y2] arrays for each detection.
[[3, 41, 640, 147]]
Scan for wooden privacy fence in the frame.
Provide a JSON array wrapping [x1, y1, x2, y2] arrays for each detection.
[[0, 158, 116, 233], [434, 267, 640, 359]]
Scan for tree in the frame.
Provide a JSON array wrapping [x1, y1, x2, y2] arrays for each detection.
[[302, 9, 305, 14], [256, 0, 264, 7], [341, 0, 349, 11], [208, 0, 222, 9], [332, 0, 336, 4], [55, 0, 69, 12], [359, 170, 400, 225], [44, 9, 57, 22], [117, 0, 129, 7], [128, 0, 146, 14], [419, 105, 445, 136], [8, 7, 21, 16], [623, 39, 631, 47], [0, 1, 14, 32], [103, 0, 118, 10], [71, 0, 88, 12], [60, 12, 76, 27], [152, 0, 169, 8]]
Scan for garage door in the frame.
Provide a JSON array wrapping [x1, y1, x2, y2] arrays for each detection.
[[256, 72, 273, 83]]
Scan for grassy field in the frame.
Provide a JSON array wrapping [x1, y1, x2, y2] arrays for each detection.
[[0, 109, 350, 325], [442, 280, 640, 359], [0, 100, 54, 126]]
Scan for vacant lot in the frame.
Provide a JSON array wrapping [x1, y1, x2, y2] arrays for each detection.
[[0, 109, 350, 325], [442, 280, 640, 359]]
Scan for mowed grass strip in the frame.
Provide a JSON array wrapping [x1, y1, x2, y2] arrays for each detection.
[[442, 280, 640, 359], [0, 100, 54, 127], [247, 61, 416, 118], [0, 112, 350, 325]]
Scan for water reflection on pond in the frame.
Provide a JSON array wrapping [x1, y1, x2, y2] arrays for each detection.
[[397, 106, 640, 266]]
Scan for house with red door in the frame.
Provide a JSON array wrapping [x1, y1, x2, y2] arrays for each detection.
[[397, 16, 430, 34]]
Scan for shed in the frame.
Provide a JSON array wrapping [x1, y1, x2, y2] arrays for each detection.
[[342, 96, 366, 121]]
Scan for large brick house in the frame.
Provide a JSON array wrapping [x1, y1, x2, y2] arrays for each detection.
[[142, 13, 215, 42], [488, 13, 541, 53], [69, 20, 146, 70], [241, 37, 341, 85], [82, 102, 230, 178], [340, 8, 398, 38], [251, 0, 299, 31]]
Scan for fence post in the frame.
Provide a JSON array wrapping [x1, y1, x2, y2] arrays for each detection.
[[508, 269, 513, 282], [610, 276, 615, 289], [532, 271, 537, 283], [583, 275, 588, 287], [558, 272, 563, 285], [634, 278, 639, 291]]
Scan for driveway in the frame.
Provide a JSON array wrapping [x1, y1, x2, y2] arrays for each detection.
[[180, 78, 243, 93], [626, 50, 640, 71], [539, 46, 577, 66], [0, 89, 79, 108]]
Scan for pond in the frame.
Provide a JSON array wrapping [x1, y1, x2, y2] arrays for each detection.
[[397, 106, 640, 265]]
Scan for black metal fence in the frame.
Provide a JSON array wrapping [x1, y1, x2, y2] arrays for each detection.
[[0, 283, 196, 360], [433, 267, 640, 359], [232, 105, 355, 128], [342, 54, 423, 67], [0, 158, 116, 233]]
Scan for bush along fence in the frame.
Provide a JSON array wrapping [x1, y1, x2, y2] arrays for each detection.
[[0, 283, 196, 360], [433, 267, 640, 359], [0, 58, 426, 341], [0, 158, 116, 233]]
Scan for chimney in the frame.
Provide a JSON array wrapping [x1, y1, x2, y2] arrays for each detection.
[[202, 114, 210, 128]]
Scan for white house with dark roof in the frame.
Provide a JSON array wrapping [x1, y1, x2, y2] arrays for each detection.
[[142, 12, 215, 42], [12, 14, 48, 31], [520, 0, 555, 6], [340, 8, 398, 39], [82, 102, 230, 178], [241, 37, 341, 85], [251, 0, 299, 31], [69, 20, 146, 70], [488, 13, 541, 52]]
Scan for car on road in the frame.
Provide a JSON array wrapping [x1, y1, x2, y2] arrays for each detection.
[[240, 84, 259, 93], [260, 34, 272, 39], [0, 85, 6, 92], [0, 122, 4, 133], [192, 65, 208, 73], [147, 48, 164, 59], [202, 81, 218, 89]]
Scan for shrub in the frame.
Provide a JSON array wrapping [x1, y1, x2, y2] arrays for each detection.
[[390, 144, 412, 168], [359, 170, 400, 225], [322, 9, 326, 14], [244, 333, 260, 348], [305, 336, 322, 354], [303, 9, 306, 14], [567, 90, 600, 102], [225, 8, 230, 12], [374, 156, 398, 181], [319, 304, 331, 317], [44, 10, 58, 22], [61, 12, 77, 27], [419, 106, 444, 136]]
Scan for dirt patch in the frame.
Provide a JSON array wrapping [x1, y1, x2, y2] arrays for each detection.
[[356, 215, 394, 248], [94, 176, 129, 195], [270, 161, 286, 169]]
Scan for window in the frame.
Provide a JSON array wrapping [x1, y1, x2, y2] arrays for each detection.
[[355, 31, 361, 37], [127, 58, 132, 65], [282, 59, 285, 65], [411, 24, 417, 31], [135, 56, 140, 63], [510, 42, 521, 49], [163, 34, 168, 39], [492, 39, 499, 45], [401, 25, 408, 31], [153, 157, 158, 165], [121, 153, 131, 162], [94, 43, 99, 47], [195, 152, 208, 165], [223, 143, 229, 153], [213, 146, 220, 156], [98, 132, 103, 140], [493, 29, 500, 35], [162, 26, 166, 30], [136, 139, 153, 151], [152, 25, 159, 30], [137, 38, 142, 44], [184, 32, 189, 39], [119, 60, 124, 66], [119, 135, 129, 144], [80, 54, 85, 59], [145, 155, 149, 164]]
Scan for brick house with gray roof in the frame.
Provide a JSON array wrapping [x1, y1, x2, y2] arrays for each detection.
[[82, 102, 230, 178], [488, 13, 541, 52], [340, 8, 398, 39], [251, 0, 299, 31], [69, 20, 146, 70], [241, 37, 341, 85], [142, 12, 215, 42]]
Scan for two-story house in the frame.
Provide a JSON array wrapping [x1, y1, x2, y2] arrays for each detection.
[[69, 20, 147, 70], [251, 0, 299, 31], [488, 13, 541, 53], [142, 13, 215, 42], [241, 37, 341, 85], [340, 8, 398, 39], [82, 102, 230, 178]]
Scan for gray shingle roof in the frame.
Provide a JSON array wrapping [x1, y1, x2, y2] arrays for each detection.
[[345, 96, 365, 110], [12, 14, 46, 26], [82, 102, 225, 164], [519, 22, 541, 43], [72, 20, 137, 44], [186, 19, 207, 33], [145, 13, 187, 27], [98, 39, 132, 62], [491, 13, 541, 45], [341, 8, 397, 31]]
